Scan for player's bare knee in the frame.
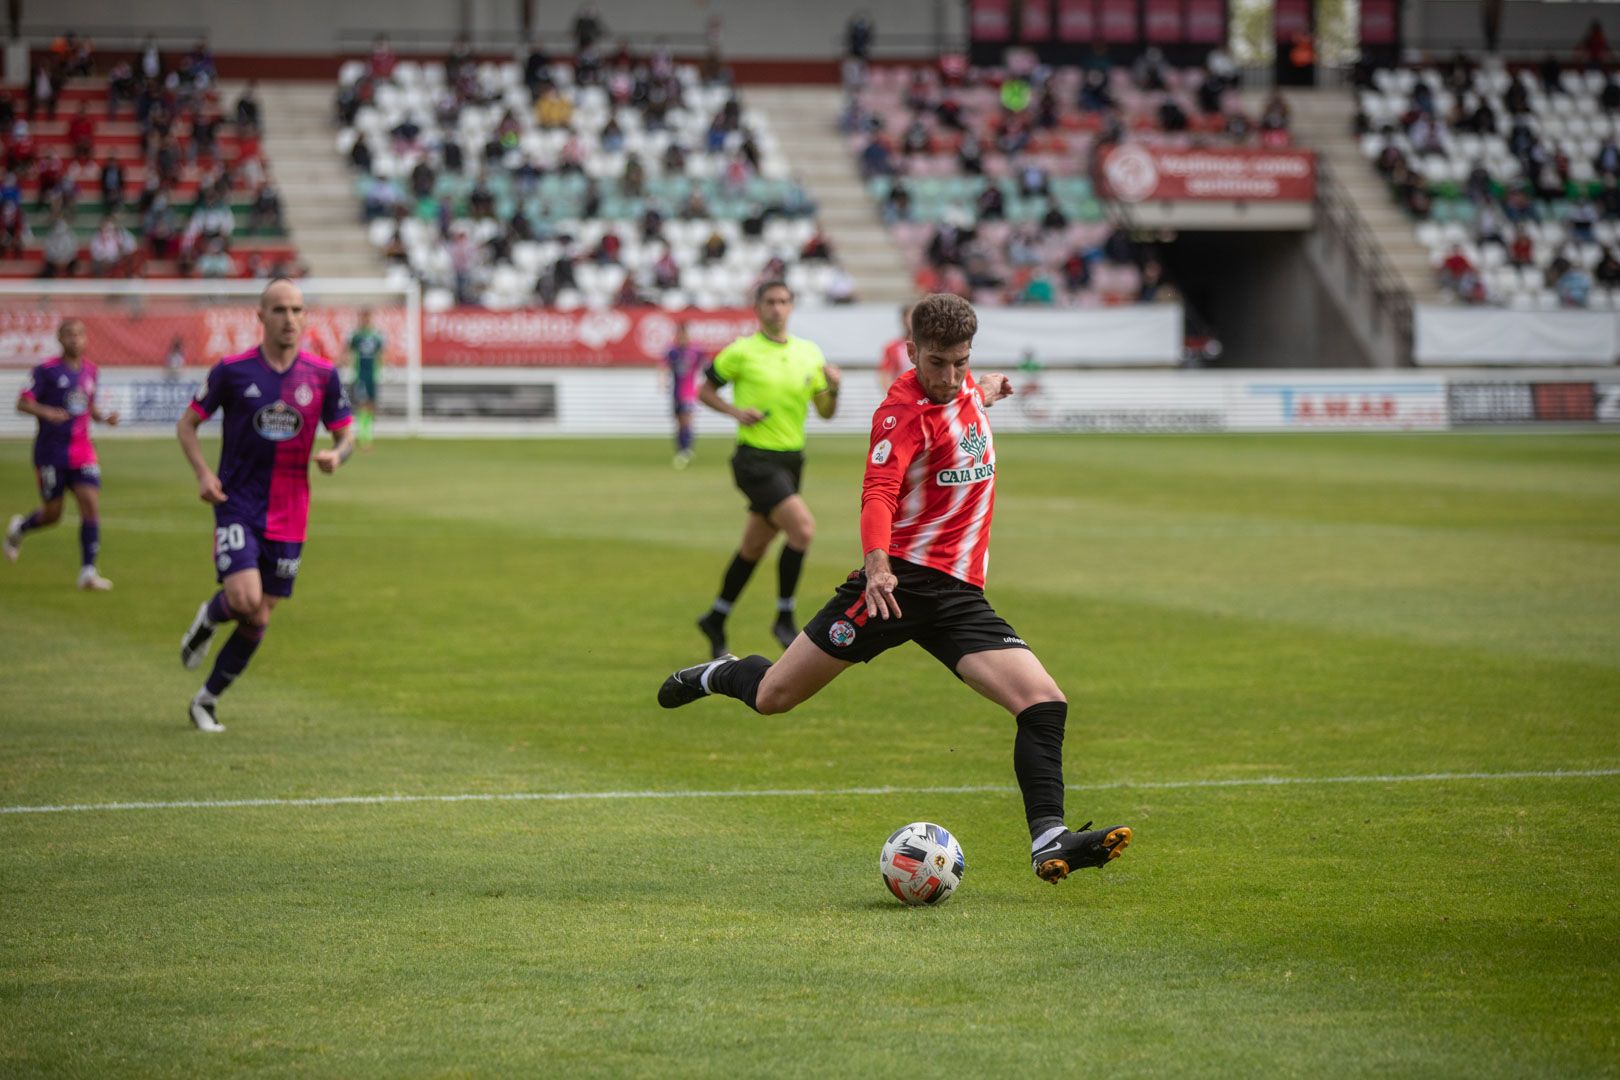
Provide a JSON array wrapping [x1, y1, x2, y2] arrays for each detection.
[[753, 685, 800, 715], [246, 605, 273, 631], [788, 519, 815, 549], [38, 504, 62, 525]]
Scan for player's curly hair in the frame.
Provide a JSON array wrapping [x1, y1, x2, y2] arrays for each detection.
[[908, 293, 978, 350]]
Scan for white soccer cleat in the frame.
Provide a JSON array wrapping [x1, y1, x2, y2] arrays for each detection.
[[77, 567, 113, 591], [180, 601, 218, 669], [3, 515, 22, 563], [189, 698, 225, 733]]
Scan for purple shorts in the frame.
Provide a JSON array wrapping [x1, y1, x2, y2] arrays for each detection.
[[36, 462, 100, 502], [213, 520, 303, 597]]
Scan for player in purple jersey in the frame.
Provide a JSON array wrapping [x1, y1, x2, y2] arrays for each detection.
[[665, 322, 705, 468], [5, 319, 120, 589], [174, 279, 355, 732]]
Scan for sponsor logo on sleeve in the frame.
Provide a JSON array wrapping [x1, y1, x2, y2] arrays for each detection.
[[882, 414, 897, 430], [871, 438, 892, 465], [253, 400, 305, 442]]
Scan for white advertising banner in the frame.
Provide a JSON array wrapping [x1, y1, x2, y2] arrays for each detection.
[[4, 367, 1617, 440], [800, 304, 1184, 366], [1414, 307, 1620, 366]]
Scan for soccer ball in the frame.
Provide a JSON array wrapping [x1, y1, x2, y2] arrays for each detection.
[[879, 822, 965, 906]]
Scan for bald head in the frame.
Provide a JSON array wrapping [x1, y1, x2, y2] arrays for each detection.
[[57, 318, 87, 360], [258, 278, 307, 359]]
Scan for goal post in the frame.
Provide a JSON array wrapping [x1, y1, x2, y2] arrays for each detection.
[[0, 278, 423, 435]]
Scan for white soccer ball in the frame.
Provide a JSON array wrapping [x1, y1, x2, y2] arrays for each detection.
[[879, 821, 965, 906]]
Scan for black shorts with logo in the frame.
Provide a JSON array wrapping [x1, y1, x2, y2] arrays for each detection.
[[803, 557, 1030, 671], [731, 445, 804, 516]]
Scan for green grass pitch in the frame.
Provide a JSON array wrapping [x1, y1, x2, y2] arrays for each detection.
[[2, 433, 1618, 1077]]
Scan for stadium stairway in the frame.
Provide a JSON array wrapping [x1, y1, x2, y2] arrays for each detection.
[[245, 81, 379, 278], [745, 86, 915, 303], [1284, 89, 1446, 305]]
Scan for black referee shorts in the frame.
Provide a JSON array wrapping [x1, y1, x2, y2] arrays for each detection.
[[803, 557, 1030, 671], [731, 445, 804, 516]]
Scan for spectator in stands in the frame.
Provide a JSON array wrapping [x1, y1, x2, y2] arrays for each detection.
[[370, 35, 398, 81], [0, 90, 13, 132], [182, 39, 217, 89], [236, 82, 262, 135], [28, 65, 59, 122], [89, 215, 138, 277], [53, 31, 94, 79], [927, 223, 968, 268], [1569, 198, 1599, 243], [880, 179, 911, 224], [1079, 68, 1113, 113], [1061, 247, 1092, 294], [800, 228, 834, 262], [1160, 96, 1189, 133], [700, 228, 727, 263], [195, 235, 234, 278], [1260, 93, 1291, 134], [98, 157, 125, 210], [1596, 138, 1620, 178], [153, 135, 183, 186], [662, 141, 688, 174], [957, 131, 984, 175], [140, 36, 161, 81], [859, 134, 895, 180], [1138, 259, 1165, 302], [1600, 174, 1620, 218], [1133, 47, 1168, 93], [1476, 201, 1507, 247], [0, 170, 17, 209], [679, 188, 710, 221], [640, 205, 665, 244], [1556, 261, 1592, 307], [362, 174, 401, 221], [1005, 225, 1041, 270], [40, 213, 78, 277], [183, 191, 235, 253], [975, 183, 1005, 221], [1465, 160, 1493, 203], [573, 3, 608, 54], [1504, 181, 1538, 224], [592, 232, 625, 270], [143, 194, 179, 258], [1018, 271, 1056, 305], [622, 152, 646, 197], [0, 196, 31, 257], [251, 176, 284, 232], [1603, 76, 1620, 113], [846, 12, 874, 60], [740, 203, 768, 239], [6, 119, 36, 175], [1508, 228, 1535, 267], [1540, 54, 1564, 94], [825, 265, 857, 304], [1041, 200, 1069, 230], [33, 151, 66, 210], [652, 248, 681, 290], [1197, 70, 1226, 116], [1438, 245, 1484, 303], [64, 104, 96, 161], [1597, 247, 1620, 287]]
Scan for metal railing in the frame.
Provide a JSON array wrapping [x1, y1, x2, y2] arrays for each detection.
[[1312, 155, 1415, 365]]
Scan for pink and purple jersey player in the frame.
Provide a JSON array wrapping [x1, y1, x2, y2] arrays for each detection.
[[188, 347, 352, 596], [20, 355, 102, 500], [666, 343, 704, 415]]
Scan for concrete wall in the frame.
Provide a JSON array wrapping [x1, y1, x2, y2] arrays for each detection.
[[18, 0, 961, 58], [1404, 0, 1620, 56]]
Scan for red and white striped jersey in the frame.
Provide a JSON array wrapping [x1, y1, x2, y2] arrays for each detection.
[[859, 369, 997, 587]]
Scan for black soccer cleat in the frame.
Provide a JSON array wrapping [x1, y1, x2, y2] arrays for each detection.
[[1032, 821, 1132, 883], [696, 611, 728, 659], [658, 654, 735, 709], [771, 614, 798, 649]]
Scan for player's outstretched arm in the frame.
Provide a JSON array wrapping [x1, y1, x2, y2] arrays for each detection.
[[176, 409, 226, 503], [976, 372, 1014, 406], [18, 397, 71, 424], [813, 364, 843, 419], [315, 426, 356, 474]]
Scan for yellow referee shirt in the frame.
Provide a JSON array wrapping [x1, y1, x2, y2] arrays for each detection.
[[707, 332, 829, 452]]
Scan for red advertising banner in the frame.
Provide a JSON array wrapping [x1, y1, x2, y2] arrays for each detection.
[[1099, 145, 1317, 202], [1020, 0, 1053, 40], [0, 306, 764, 369], [1143, 0, 1183, 43], [1274, 0, 1310, 40], [1185, 0, 1226, 43], [1099, 0, 1139, 42], [970, 0, 1014, 41], [1360, 0, 1396, 45], [1057, 0, 1096, 40]]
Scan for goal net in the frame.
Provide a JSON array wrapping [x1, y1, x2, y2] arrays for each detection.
[[0, 278, 422, 437]]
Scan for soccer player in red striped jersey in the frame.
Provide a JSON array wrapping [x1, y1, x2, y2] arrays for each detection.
[[660, 294, 1132, 884]]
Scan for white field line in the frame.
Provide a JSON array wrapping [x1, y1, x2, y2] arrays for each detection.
[[2, 768, 1616, 817]]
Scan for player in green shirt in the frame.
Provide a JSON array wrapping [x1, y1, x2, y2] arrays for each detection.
[[346, 309, 385, 448], [695, 280, 842, 657]]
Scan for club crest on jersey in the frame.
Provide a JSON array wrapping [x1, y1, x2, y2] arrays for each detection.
[[958, 422, 989, 462], [293, 384, 315, 407], [828, 619, 857, 647], [253, 400, 304, 442]]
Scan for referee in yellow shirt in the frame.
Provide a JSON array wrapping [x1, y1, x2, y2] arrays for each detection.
[[696, 280, 842, 658]]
